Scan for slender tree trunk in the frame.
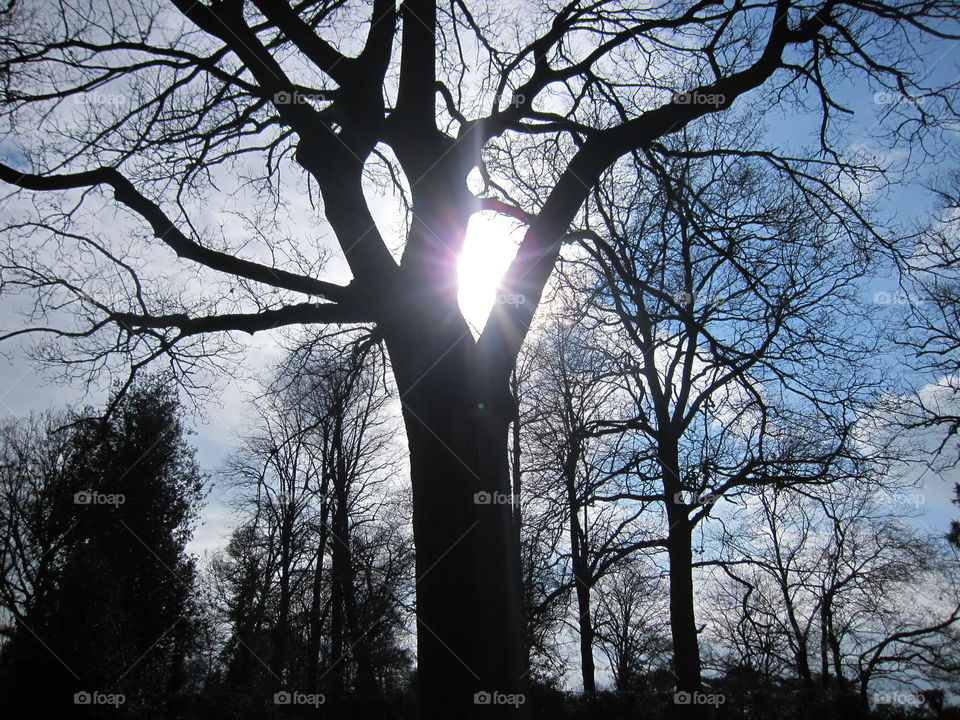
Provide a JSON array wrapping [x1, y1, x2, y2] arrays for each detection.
[[780, 588, 813, 688], [820, 605, 830, 689], [857, 681, 870, 719], [328, 495, 347, 693], [566, 481, 596, 694], [661, 444, 703, 717], [307, 525, 328, 690], [510, 368, 523, 554], [386, 323, 529, 719], [307, 472, 331, 690], [509, 369, 532, 673], [826, 605, 859, 720], [331, 461, 377, 693], [273, 519, 293, 686]]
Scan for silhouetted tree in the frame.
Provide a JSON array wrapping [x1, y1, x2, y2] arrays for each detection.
[[711, 482, 960, 718], [522, 312, 662, 693], [2, 1, 958, 714], [0, 376, 205, 718], [212, 334, 412, 707], [896, 172, 960, 548], [594, 559, 671, 693]]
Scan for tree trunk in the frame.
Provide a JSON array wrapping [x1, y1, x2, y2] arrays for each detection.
[[661, 445, 703, 718], [307, 478, 331, 690], [779, 584, 813, 688], [387, 325, 529, 719], [826, 605, 859, 720], [307, 525, 328, 690], [328, 480, 348, 694], [273, 518, 293, 686], [665, 517, 702, 691], [510, 368, 523, 558], [567, 479, 596, 694], [331, 443, 377, 694], [820, 605, 830, 689], [573, 574, 596, 694]]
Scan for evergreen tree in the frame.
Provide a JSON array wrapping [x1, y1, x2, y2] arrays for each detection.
[[0, 376, 205, 718]]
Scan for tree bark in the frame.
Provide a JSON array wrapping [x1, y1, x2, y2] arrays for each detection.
[[306, 508, 329, 691], [567, 481, 596, 694], [386, 323, 529, 719], [661, 444, 703, 718]]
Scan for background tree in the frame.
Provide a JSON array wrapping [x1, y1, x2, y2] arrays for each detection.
[[210, 333, 413, 710], [895, 172, 960, 547], [0, 376, 206, 718], [594, 559, 671, 694], [521, 311, 662, 694], [573, 139, 885, 696], [710, 482, 960, 719], [509, 349, 571, 687]]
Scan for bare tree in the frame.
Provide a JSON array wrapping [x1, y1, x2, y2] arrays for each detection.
[[894, 173, 960, 546], [711, 482, 960, 717], [594, 559, 671, 693], [219, 334, 408, 698], [276, 336, 402, 695], [1, 0, 958, 713], [509, 349, 570, 685], [521, 312, 662, 693], [225, 379, 322, 686], [576, 140, 887, 695]]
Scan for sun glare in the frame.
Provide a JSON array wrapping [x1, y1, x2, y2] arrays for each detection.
[[457, 213, 523, 336]]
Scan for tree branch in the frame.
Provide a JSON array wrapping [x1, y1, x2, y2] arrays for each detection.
[[0, 163, 353, 302]]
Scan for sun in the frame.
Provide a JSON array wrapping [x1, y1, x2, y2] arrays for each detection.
[[457, 212, 523, 336]]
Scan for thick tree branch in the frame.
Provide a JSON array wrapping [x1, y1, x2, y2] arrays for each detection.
[[248, 0, 351, 84], [113, 302, 370, 337], [479, 0, 828, 382], [0, 163, 353, 302]]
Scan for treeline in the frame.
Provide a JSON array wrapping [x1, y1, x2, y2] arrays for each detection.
[[205, 339, 415, 717], [2, 321, 958, 719]]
